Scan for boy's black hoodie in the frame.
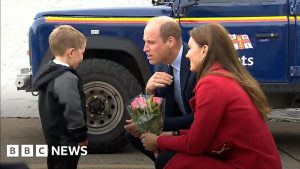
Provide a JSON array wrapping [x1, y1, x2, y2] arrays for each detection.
[[31, 61, 87, 146]]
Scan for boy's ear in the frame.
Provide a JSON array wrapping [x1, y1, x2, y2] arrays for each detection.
[[68, 48, 75, 57]]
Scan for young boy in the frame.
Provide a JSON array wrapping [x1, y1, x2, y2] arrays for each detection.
[[31, 25, 88, 169]]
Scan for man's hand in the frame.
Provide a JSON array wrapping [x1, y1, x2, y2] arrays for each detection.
[[124, 119, 141, 137], [78, 139, 88, 147], [145, 72, 173, 94], [140, 133, 159, 152]]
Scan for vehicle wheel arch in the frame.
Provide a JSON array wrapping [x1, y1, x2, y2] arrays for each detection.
[[85, 35, 152, 87], [38, 36, 152, 88]]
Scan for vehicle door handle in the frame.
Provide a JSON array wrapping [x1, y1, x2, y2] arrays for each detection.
[[296, 3, 300, 15], [255, 33, 279, 39]]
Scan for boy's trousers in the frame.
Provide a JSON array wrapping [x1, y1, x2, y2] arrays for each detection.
[[47, 145, 81, 169]]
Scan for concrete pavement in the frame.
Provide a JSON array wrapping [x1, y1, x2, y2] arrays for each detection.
[[0, 118, 299, 169]]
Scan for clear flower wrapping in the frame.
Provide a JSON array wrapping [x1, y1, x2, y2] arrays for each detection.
[[126, 94, 165, 135]]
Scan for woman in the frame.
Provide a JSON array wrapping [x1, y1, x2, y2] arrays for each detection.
[[140, 23, 282, 169]]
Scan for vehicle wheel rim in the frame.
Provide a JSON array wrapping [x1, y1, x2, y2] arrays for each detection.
[[83, 81, 124, 135]]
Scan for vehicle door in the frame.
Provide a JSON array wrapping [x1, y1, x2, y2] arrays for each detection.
[[179, 0, 290, 85], [295, 0, 300, 83]]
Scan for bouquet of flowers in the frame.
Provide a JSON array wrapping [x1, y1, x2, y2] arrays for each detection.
[[126, 94, 165, 135]]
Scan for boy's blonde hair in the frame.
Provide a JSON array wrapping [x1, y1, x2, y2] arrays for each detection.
[[49, 25, 87, 56]]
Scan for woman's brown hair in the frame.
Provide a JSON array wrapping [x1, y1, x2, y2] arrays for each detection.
[[189, 23, 271, 119]]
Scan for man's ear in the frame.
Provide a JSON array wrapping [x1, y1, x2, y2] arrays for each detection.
[[167, 36, 176, 48]]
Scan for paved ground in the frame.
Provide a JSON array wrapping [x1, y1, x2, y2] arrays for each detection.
[[0, 118, 299, 169]]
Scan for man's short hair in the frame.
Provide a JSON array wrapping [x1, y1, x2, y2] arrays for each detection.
[[49, 25, 87, 56], [149, 16, 182, 42]]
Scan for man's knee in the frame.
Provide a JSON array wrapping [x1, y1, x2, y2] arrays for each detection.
[[155, 151, 176, 169], [125, 132, 139, 144]]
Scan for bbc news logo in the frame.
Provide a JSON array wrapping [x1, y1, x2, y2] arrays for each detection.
[[7, 145, 87, 157]]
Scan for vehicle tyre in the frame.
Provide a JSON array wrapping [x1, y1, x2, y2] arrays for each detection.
[[76, 58, 142, 153]]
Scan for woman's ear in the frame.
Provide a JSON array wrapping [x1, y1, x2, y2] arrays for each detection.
[[202, 45, 209, 55]]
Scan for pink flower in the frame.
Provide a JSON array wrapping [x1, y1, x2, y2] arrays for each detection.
[[131, 96, 147, 109], [130, 100, 139, 109], [153, 97, 161, 104]]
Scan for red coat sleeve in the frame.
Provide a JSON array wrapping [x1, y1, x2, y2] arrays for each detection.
[[157, 76, 226, 155], [179, 129, 189, 135]]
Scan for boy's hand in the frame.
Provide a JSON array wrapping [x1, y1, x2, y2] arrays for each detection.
[[78, 139, 88, 146], [124, 119, 140, 137]]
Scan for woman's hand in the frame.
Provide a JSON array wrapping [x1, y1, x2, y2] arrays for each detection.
[[140, 133, 158, 152], [159, 131, 173, 136]]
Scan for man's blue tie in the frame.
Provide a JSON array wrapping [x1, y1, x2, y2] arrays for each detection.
[[165, 65, 175, 118]]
